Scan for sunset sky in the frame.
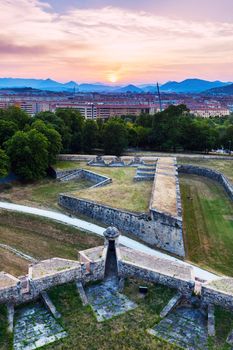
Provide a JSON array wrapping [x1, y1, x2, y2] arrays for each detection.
[[1, 0, 233, 84]]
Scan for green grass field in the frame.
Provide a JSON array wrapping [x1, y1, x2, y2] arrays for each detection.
[[1, 279, 232, 350], [0, 210, 103, 276], [24, 279, 232, 350], [43, 280, 179, 350], [180, 174, 233, 276]]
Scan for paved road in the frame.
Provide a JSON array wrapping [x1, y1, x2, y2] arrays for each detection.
[[0, 201, 219, 282]]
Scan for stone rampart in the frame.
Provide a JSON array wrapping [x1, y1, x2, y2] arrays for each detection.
[[178, 165, 233, 201], [58, 194, 185, 257], [118, 261, 194, 296], [202, 278, 233, 311], [202, 286, 233, 311], [56, 168, 112, 188], [0, 256, 106, 305], [55, 169, 78, 180], [1, 244, 233, 312], [116, 246, 194, 296]]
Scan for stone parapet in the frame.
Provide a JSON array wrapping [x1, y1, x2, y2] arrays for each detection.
[[202, 278, 233, 311], [118, 246, 194, 296]]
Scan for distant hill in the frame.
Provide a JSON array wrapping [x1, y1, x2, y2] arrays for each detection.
[[0, 78, 121, 92], [0, 77, 231, 94], [0, 78, 75, 92], [160, 79, 230, 93], [78, 83, 117, 92], [205, 83, 233, 95], [140, 85, 157, 93], [114, 84, 142, 93]]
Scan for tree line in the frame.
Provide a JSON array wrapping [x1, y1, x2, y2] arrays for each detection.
[[0, 105, 232, 181]]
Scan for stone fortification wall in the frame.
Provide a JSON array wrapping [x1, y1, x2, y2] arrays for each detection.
[[201, 278, 233, 311], [202, 286, 233, 311], [58, 194, 185, 257], [1, 245, 233, 312], [81, 169, 112, 188], [56, 169, 79, 180], [178, 165, 233, 201], [116, 246, 194, 296], [118, 261, 194, 296], [56, 168, 112, 188], [0, 284, 19, 304], [58, 157, 184, 257], [0, 257, 105, 305]]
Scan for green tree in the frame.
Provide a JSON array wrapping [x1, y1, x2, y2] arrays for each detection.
[[56, 109, 84, 152], [0, 148, 10, 178], [83, 120, 99, 153], [1, 106, 30, 130], [31, 120, 62, 164], [0, 120, 18, 147], [5, 129, 48, 181], [220, 124, 233, 151], [103, 119, 128, 156]]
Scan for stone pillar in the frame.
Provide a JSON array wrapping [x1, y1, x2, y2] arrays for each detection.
[[103, 226, 120, 279]]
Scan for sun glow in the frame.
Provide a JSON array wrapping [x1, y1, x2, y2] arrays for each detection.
[[108, 73, 118, 83]]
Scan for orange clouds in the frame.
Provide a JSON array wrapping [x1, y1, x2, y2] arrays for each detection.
[[0, 0, 233, 83]]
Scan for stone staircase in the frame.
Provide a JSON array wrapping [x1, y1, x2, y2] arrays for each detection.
[[134, 166, 156, 181]]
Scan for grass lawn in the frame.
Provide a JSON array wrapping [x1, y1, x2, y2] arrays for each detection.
[[180, 174, 233, 276], [27, 278, 231, 350], [0, 210, 103, 276], [44, 279, 179, 350], [56, 161, 153, 213], [178, 158, 233, 183], [1, 279, 232, 349], [0, 178, 92, 209]]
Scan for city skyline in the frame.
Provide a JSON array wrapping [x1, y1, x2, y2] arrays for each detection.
[[1, 0, 233, 84]]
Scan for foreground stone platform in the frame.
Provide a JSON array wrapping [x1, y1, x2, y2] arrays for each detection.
[[149, 304, 208, 350], [13, 302, 67, 350], [86, 278, 137, 322]]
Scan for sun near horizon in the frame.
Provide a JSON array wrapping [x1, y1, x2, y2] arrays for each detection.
[[107, 73, 119, 84]]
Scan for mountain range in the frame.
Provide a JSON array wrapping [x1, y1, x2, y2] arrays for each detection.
[[0, 78, 232, 94], [205, 83, 233, 95]]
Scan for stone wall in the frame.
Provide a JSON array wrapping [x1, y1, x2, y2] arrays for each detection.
[[178, 165, 233, 201], [0, 257, 106, 305], [29, 267, 82, 295], [55, 169, 78, 180], [58, 194, 185, 257], [201, 278, 233, 311], [56, 168, 112, 188], [118, 260, 194, 296], [202, 286, 233, 311], [0, 284, 20, 304], [80, 169, 112, 188], [2, 245, 233, 312]]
